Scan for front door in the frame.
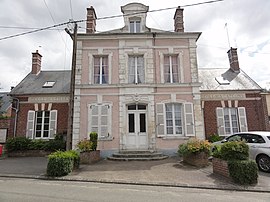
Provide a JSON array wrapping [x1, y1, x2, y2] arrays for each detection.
[[126, 104, 148, 149]]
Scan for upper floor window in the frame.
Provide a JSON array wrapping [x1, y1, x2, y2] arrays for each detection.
[[94, 56, 108, 84], [164, 55, 179, 83], [128, 56, 144, 84], [130, 21, 141, 33]]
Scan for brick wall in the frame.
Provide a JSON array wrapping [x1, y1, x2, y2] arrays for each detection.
[[212, 158, 230, 178], [203, 94, 269, 139], [9, 101, 69, 138]]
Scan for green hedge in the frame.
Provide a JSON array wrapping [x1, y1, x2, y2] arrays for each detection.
[[5, 136, 66, 152], [89, 132, 98, 151], [208, 134, 224, 143], [228, 160, 258, 185], [213, 141, 249, 161], [47, 150, 80, 177]]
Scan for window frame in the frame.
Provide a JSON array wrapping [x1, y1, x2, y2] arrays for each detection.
[[164, 55, 179, 83], [165, 103, 183, 136], [128, 55, 144, 84], [93, 56, 109, 84], [130, 20, 141, 33]]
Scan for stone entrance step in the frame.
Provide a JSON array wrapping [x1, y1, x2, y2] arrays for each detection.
[[107, 150, 169, 161]]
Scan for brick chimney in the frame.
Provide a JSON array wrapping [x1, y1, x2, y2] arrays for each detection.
[[227, 47, 240, 72], [86, 6, 97, 33], [174, 6, 184, 32], [32, 50, 42, 75]]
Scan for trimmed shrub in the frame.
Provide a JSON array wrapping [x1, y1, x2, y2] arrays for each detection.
[[208, 134, 224, 143], [228, 160, 258, 185], [47, 150, 79, 177], [178, 138, 211, 156], [89, 132, 98, 151], [219, 141, 249, 161], [5, 137, 31, 152]]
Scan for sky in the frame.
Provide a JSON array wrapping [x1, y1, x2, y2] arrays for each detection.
[[0, 0, 269, 92]]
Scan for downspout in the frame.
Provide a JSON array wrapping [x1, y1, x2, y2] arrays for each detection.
[[12, 97, 19, 137]]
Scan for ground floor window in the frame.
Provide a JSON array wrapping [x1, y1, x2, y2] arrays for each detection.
[[216, 107, 247, 135], [26, 110, 57, 139], [88, 104, 112, 139], [156, 102, 195, 137]]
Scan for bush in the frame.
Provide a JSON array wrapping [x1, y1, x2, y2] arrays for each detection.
[[77, 139, 93, 152], [29, 139, 46, 150], [5, 137, 31, 152], [47, 150, 80, 177], [178, 138, 211, 156], [89, 132, 98, 151], [219, 141, 249, 161], [43, 139, 66, 152], [228, 160, 258, 185], [208, 134, 224, 143]]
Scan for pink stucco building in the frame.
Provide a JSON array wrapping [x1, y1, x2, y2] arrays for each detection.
[[72, 3, 204, 157]]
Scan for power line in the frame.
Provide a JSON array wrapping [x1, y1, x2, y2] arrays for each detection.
[[0, 26, 61, 30], [0, 0, 224, 41]]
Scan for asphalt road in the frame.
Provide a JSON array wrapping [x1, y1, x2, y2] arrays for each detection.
[[0, 178, 269, 202]]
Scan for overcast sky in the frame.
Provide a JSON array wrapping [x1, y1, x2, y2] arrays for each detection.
[[0, 0, 269, 92]]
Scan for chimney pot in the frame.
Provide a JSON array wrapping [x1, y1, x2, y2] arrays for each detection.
[[32, 50, 42, 75], [227, 47, 240, 72], [174, 6, 184, 32], [86, 6, 97, 33]]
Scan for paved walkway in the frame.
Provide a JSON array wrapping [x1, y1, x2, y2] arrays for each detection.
[[1, 156, 270, 192]]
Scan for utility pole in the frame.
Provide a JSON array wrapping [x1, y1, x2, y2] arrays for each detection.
[[66, 22, 77, 150]]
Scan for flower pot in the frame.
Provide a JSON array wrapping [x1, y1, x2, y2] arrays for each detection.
[[183, 152, 209, 167], [80, 150, 100, 164]]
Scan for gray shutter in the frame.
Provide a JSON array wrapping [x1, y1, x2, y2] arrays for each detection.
[[184, 103, 195, 136], [49, 110, 57, 138], [100, 105, 109, 138], [156, 103, 165, 137], [216, 107, 225, 135], [90, 105, 99, 135], [238, 107, 248, 132], [26, 110, 35, 139]]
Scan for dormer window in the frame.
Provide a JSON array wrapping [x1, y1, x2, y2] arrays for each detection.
[[130, 20, 141, 33], [43, 81, 55, 88]]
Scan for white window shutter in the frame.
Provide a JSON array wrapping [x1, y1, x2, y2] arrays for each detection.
[[238, 107, 248, 132], [184, 103, 195, 136], [216, 107, 225, 135], [156, 103, 165, 137], [26, 110, 35, 139], [49, 110, 57, 138], [100, 105, 109, 138], [90, 105, 99, 135]]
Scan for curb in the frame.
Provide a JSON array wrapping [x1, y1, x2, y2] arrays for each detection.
[[1, 174, 270, 193]]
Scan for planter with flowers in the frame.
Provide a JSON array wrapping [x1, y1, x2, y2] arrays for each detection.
[[77, 132, 100, 164], [178, 138, 211, 167]]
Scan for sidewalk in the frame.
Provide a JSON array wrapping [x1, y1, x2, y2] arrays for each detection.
[[1, 156, 270, 192]]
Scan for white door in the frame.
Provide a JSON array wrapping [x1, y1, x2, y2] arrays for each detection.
[[126, 104, 148, 149]]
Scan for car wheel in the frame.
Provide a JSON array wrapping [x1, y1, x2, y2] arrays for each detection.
[[257, 155, 270, 173]]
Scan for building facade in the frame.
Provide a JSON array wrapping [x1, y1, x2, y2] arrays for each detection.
[[199, 48, 270, 139], [9, 51, 71, 140], [72, 3, 204, 156]]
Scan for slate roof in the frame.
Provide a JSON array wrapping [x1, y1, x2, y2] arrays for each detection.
[[198, 68, 262, 91], [10, 71, 71, 95], [0, 92, 11, 114]]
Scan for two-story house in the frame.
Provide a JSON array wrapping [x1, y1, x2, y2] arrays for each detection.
[[72, 3, 204, 157]]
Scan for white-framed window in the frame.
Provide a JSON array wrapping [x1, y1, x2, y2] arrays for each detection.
[[130, 21, 141, 33], [164, 55, 179, 83], [89, 104, 112, 139], [216, 107, 247, 135], [93, 56, 109, 84], [165, 103, 183, 135], [128, 56, 144, 84], [156, 102, 195, 137], [26, 110, 57, 139]]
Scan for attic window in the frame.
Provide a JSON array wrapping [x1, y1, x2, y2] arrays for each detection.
[[130, 20, 141, 33], [43, 81, 55, 88], [215, 77, 230, 85]]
